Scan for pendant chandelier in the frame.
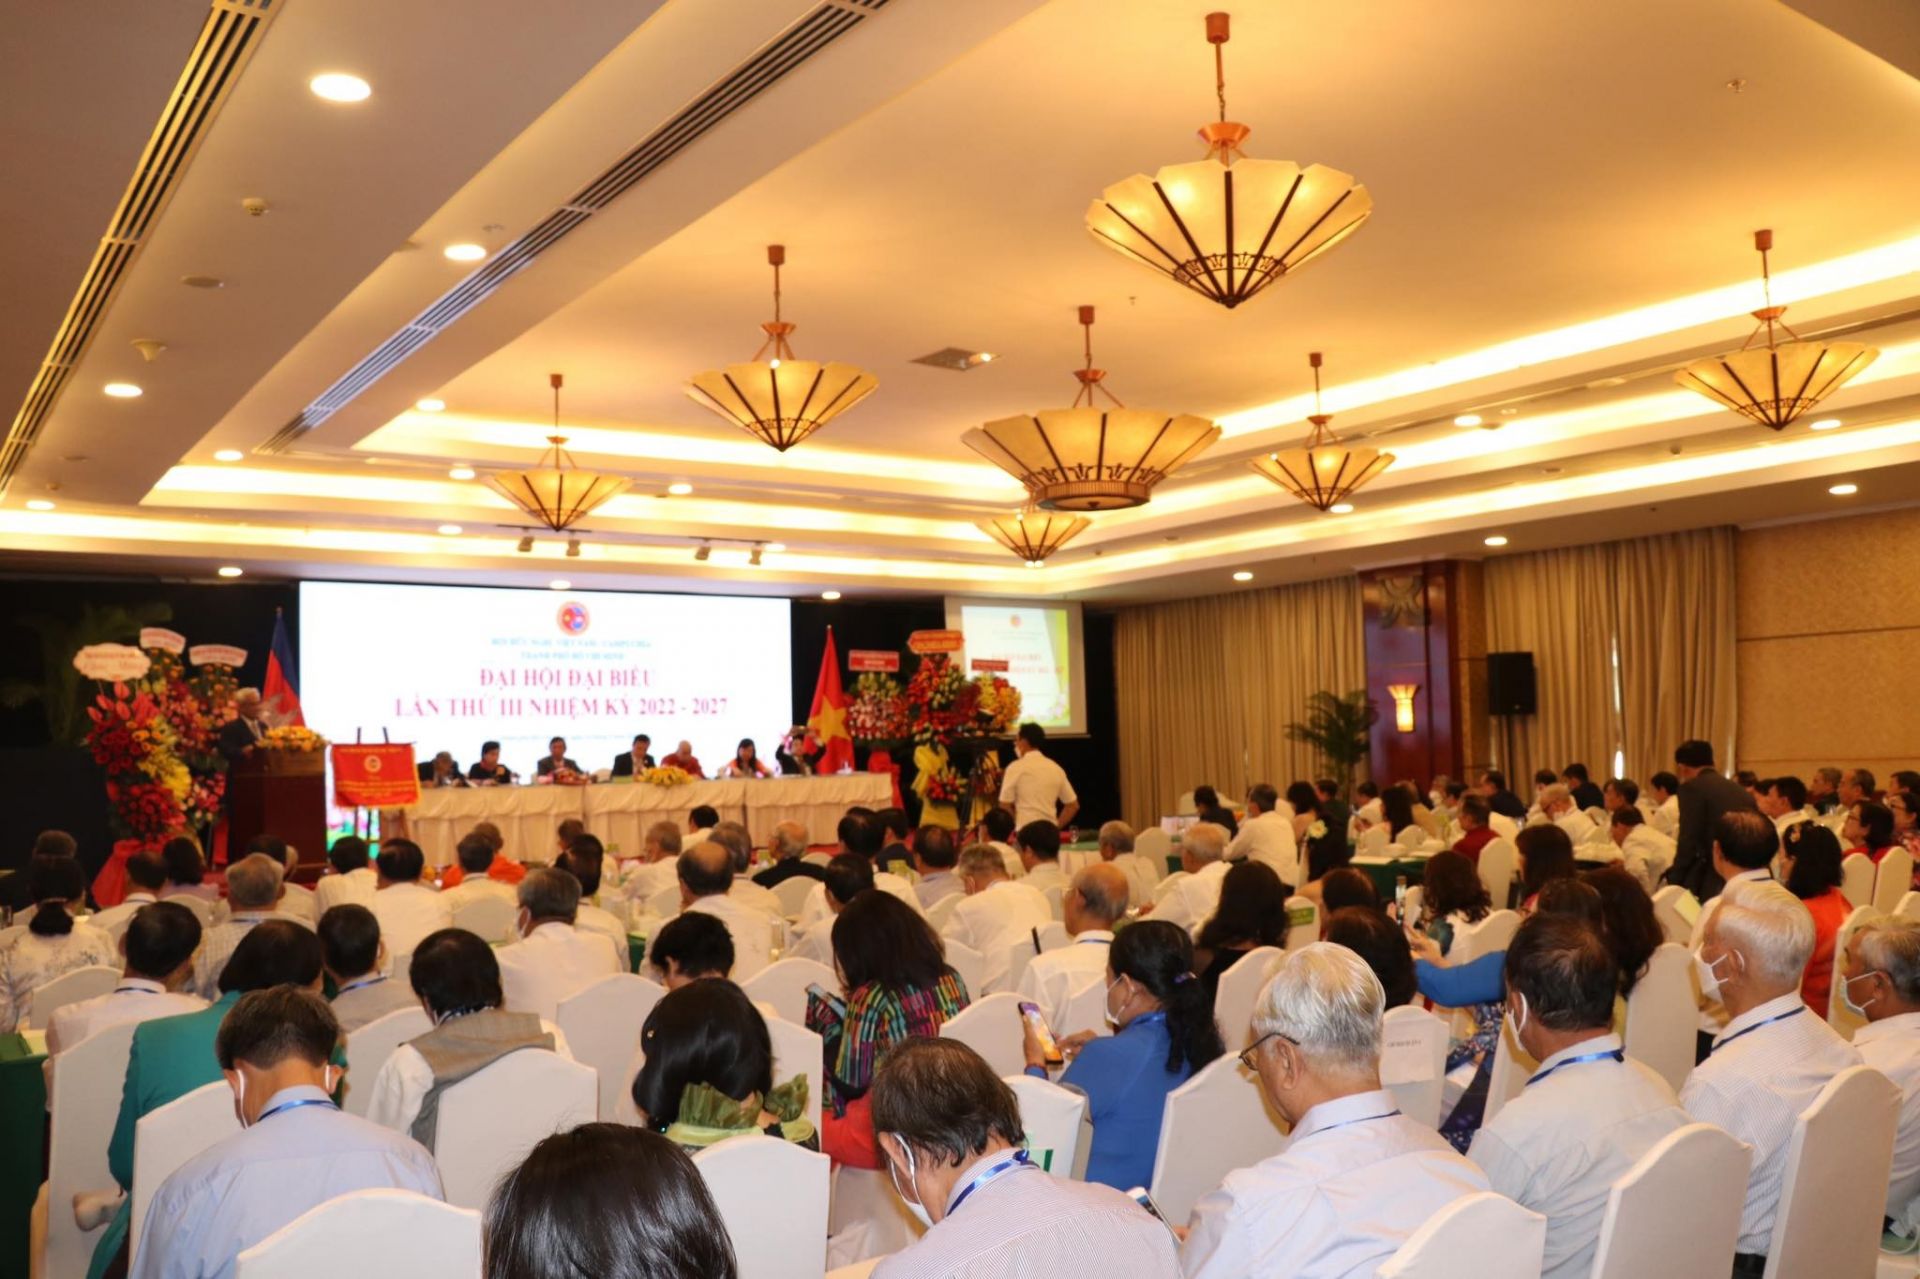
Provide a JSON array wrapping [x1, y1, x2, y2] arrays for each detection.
[[1674, 229, 1878, 430], [687, 244, 877, 452], [1085, 11, 1371, 310], [962, 305, 1220, 511], [484, 373, 630, 533], [1249, 352, 1392, 511], [977, 500, 1092, 568]]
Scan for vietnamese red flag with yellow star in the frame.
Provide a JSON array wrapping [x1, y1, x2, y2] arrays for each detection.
[[807, 627, 855, 775]]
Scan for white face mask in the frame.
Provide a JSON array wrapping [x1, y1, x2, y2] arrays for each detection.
[[887, 1137, 934, 1228], [1505, 991, 1530, 1042], [232, 1070, 249, 1129], [1694, 947, 1732, 1003], [1104, 976, 1132, 1030], [1842, 970, 1884, 1018]]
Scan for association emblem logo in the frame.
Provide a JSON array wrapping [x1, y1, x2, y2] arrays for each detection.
[[364, 754, 384, 774], [1009, 614, 1022, 628], [557, 601, 590, 635]]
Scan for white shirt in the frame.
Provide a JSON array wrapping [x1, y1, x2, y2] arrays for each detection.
[[45, 977, 205, 1057], [1153, 860, 1230, 935], [439, 877, 517, 914], [990, 841, 1026, 879], [1774, 809, 1813, 837], [369, 882, 454, 958], [1106, 853, 1160, 915], [1651, 795, 1680, 838], [277, 882, 318, 924], [1616, 826, 1676, 892], [314, 867, 377, 916], [1022, 861, 1068, 896], [873, 1150, 1179, 1279], [728, 877, 786, 919], [1000, 751, 1077, 831], [1017, 931, 1112, 1034], [797, 871, 923, 932], [1689, 868, 1774, 1033], [1551, 808, 1598, 846], [131, 1084, 443, 1279], [1680, 992, 1863, 1254], [618, 858, 680, 905], [684, 893, 777, 980], [1227, 810, 1301, 888], [943, 880, 1055, 992], [1181, 1088, 1490, 1279], [365, 1024, 572, 1137], [1468, 1034, 1689, 1279], [1853, 1010, 1920, 1221], [496, 922, 623, 1021], [576, 902, 631, 959], [86, 892, 160, 941]]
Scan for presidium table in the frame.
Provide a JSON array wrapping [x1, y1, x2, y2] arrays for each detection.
[[395, 774, 892, 868]]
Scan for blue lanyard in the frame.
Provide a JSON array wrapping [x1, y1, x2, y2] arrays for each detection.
[[258, 1097, 337, 1123], [1307, 1108, 1402, 1137], [112, 986, 159, 996], [946, 1150, 1036, 1216], [1526, 1047, 1624, 1087], [1712, 1005, 1804, 1053], [337, 975, 386, 995], [1076, 937, 1111, 947]]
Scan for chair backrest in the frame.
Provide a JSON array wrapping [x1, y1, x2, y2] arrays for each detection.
[[694, 1136, 831, 1279], [800, 852, 831, 867], [435, 1050, 597, 1209], [235, 1188, 481, 1279], [1358, 825, 1391, 854], [556, 973, 667, 1120], [765, 1017, 825, 1135], [1589, 1122, 1750, 1279], [1650, 885, 1696, 946], [740, 957, 838, 1026], [130, 1081, 240, 1256], [1005, 938, 1044, 992], [340, 1006, 433, 1118], [925, 892, 962, 931], [1622, 942, 1696, 1093], [1003, 1074, 1088, 1176], [773, 876, 817, 920], [1876, 848, 1916, 917], [1477, 838, 1518, 910], [1043, 884, 1065, 921], [1212, 946, 1283, 1054], [27, 965, 120, 1030], [1401, 884, 1425, 926], [1150, 1054, 1290, 1222], [1056, 978, 1109, 1039], [0, 923, 23, 950], [1282, 896, 1319, 952], [1764, 1065, 1900, 1279], [1450, 909, 1520, 966], [1134, 828, 1173, 877], [1377, 1191, 1547, 1279], [168, 895, 216, 927], [45, 1020, 138, 1279], [1481, 1016, 1535, 1125], [1898, 890, 1920, 923], [1379, 1005, 1449, 1129], [449, 895, 516, 945], [1840, 853, 1875, 909], [1036, 920, 1070, 951], [944, 940, 986, 1000], [938, 991, 1026, 1077], [1827, 904, 1881, 1039], [1175, 790, 1196, 816], [646, 883, 683, 919]]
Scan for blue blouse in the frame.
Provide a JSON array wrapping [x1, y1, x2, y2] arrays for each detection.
[[1415, 949, 1507, 1006], [1056, 1011, 1191, 1190]]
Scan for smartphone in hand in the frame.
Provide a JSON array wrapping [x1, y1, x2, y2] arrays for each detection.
[[1018, 1000, 1064, 1066], [1125, 1185, 1173, 1228]]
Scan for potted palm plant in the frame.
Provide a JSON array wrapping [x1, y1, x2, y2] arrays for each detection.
[[1284, 689, 1376, 786]]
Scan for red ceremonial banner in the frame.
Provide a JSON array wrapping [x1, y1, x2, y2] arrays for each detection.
[[969, 658, 1010, 673], [907, 629, 964, 655], [331, 744, 421, 807], [848, 649, 900, 673]]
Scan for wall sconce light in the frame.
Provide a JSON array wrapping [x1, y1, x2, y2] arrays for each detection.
[[1387, 683, 1419, 733]]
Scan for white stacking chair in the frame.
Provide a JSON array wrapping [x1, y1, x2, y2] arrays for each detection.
[[742, 958, 838, 1026], [1043, 884, 1065, 921], [1449, 909, 1520, 966], [695, 1136, 831, 1279], [1135, 828, 1173, 878], [1056, 979, 1109, 1039], [1650, 885, 1697, 947], [924, 893, 962, 932], [130, 1082, 240, 1257], [1842, 853, 1877, 909], [0, 923, 24, 950], [35, 1020, 138, 1279], [387, 951, 412, 987], [1282, 896, 1319, 952], [1153, 870, 1192, 906], [1481, 1016, 1535, 1125], [801, 852, 832, 868], [1174, 790, 1197, 816], [340, 1006, 432, 1119], [26, 965, 119, 1030], [944, 940, 987, 999], [1401, 884, 1425, 926], [1590, 1122, 1749, 1279], [1004, 921, 1071, 990], [1380, 1005, 1449, 1129], [1378, 1191, 1547, 1279], [1212, 946, 1282, 1054], [1765, 1065, 1900, 1279], [1149, 1055, 1290, 1222], [1898, 891, 1920, 924], [557, 973, 667, 1120], [938, 992, 1026, 1078], [235, 1188, 481, 1279], [1477, 838, 1519, 910], [646, 883, 682, 920], [450, 895, 516, 945], [1358, 826, 1391, 854], [1003, 1074, 1088, 1177], [1877, 849, 1916, 918], [765, 1017, 825, 1136], [773, 876, 817, 920], [1829, 904, 1883, 1040], [1623, 943, 1696, 1093], [435, 1051, 597, 1210]]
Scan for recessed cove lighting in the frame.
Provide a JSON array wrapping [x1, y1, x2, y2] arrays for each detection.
[[1808, 418, 1842, 431], [103, 382, 142, 399], [216, 566, 243, 578], [448, 465, 477, 481], [667, 482, 694, 496], [821, 591, 842, 601], [213, 449, 244, 462], [1232, 571, 1254, 582], [25, 499, 55, 511], [443, 243, 487, 263], [416, 398, 447, 412], [765, 543, 787, 553], [1329, 502, 1355, 515], [1453, 413, 1483, 428], [309, 73, 371, 103], [549, 579, 571, 591], [1829, 482, 1859, 496], [1484, 535, 1510, 547], [437, 524, 462, 536]]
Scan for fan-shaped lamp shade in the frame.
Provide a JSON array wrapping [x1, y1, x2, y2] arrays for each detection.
[[484, 438, 630, 533], [688, 360, 878, 452], [1674, 339, 1877, 431], [1249, 417, 1394, 512], [963, 409, 1220, 511], [977, 506, 1092, 565]]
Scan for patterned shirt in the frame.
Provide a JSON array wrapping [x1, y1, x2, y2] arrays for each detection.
[[806, 972, 969, 1113], [191, 910, 314, 1000], [0, 922, 118, 1032]]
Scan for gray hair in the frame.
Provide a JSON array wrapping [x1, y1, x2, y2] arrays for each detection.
[[1540, 783, 1571, 809], [1098, 820, 1135, 854], [226, 853, 284, 909], [711, 821, 753, 873], [1712, 879, 1815, 985], [957, 842, 1007, 881], [1252, 942, 1383, 1076], [770, 821, 808, 861], [1184, 822, 1228, 864], [234, 687, 261, 703], [518, 867, 581, 922], [646, 821, 683, 858], [1071, 865, 1128, 923], [1854, 918, 1920, 1003]]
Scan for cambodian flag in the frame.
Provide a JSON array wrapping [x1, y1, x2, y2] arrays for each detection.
[[263, 608, 305, 727]]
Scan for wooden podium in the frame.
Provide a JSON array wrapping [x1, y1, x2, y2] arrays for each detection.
[[227, 750, 328, 875]]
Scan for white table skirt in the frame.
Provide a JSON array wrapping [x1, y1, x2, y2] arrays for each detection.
[[399, 774, 891, 866]]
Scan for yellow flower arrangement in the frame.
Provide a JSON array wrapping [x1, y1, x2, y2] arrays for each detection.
[[641, 765, 694, 787], [261, 724, 328, 752]]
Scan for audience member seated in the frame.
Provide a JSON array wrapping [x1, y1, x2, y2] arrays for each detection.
[[47, 900, 204, 1057], [1026, 919, 1222, 1190], [1413, 850, 1492, 954], [1478, 769, 1528, 821], [1145, 821, 1231, 933], [1312, 866, 1380, 918], [1353, 780, 1385, 828], [1297, 827, 1361, 908], [1605, 806, 1675, 891], [1893, 791, 1920, 860], [1516, 824, 1577, 912], [1847, 799, 1900, 864], [369, 838, 454, 958], [87, 852, 171, 937], [1582, 866, 1662, 998], [1017, 820, 1068, 894], [441, 834, 518, 913], [1227, 783, 1300, 889], [630, 979, 814, 1150], [980, 804, 1026, 880], [130, 987, 443, 1279], [873, 1037, 1178, 1277], [1759, 775, 1813, 838], [191, 853, 313, 999], [1193, 861, 1290, 1001], [1452, 793, 1498, 865], [366, 927, 572, 1146], [1096, 819, 1158, 910], [1602, 776, 1638, 820], [707, 820, 782, 919], [249, 834, 316, 924], [1779, 821, 1852, 1014], [807, 891, 969, 1169], [467, 740, 515, 786], [558, 834, 631, 955], [686, 803, 719, 842], [1647, 770, 1681, 837], [941, 842, 1053, 990], [1181, 943, 1490, 1277], [1286, 782, 1323, 843], [1323, 907, 1417, 1009], [313, 835, 377, 915], [1534, 784, 1596, 847], [1018, 863, 1126, 1033], [497, 868, 624, 1020], [1838, 768, 1875, 817], [1563, 762, 1605, 812], [0, 854, 117, 1032], [1193, 784, 1239, 838], [1466, 914, 1688, 1279], [1681, 878, 1862, 1268], [798, 813, 922, 929], [873, 806, 913, 868], [0, 830, 73, 915], [439, 820, 526, 887], [159, 834, 222, 905], [484, 1123, 739, 1279], [1843, 918, 1920, 1235], [319, 903, 419, 1033], [619, 820, 685, 904], [1372, 784, 1418, 845], [678, 841, 775, 980], [752, 820, 825, 889], [647, 911, 735, 989], [911, 826, 962, 909], [785, 854, 874, 966]]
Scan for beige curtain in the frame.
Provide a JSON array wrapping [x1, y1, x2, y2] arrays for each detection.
[[1485, 547, 1617, 782], [1113, 576, 1364, 830], [1612, 527, 1737, 778]]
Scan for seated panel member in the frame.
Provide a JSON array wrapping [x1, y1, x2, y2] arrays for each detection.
[[610, 733, 657, 777], [534, 735, 581, 779], [467, 740, 515, 785], [662, 740, 706, 778], [416, 750, 466, 787]]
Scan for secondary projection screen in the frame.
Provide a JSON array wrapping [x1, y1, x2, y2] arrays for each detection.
[[300, 582, 792, 776], [943, 595, 1086, 735]]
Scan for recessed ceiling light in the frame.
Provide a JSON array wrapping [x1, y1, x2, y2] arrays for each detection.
[[25, 499, 55, 511], [416, 398, 447, 412], [1808, 418, 1842, 431], [1329, 502, 1354, 515], [216, 565, 243, 578], [214, 449, 244, 462], [548, 579, 571, 591], [1484, 535, 1509, 547], [1232, 571, 1254, 582], [1453, 413, 1483, 428], [437, 524, 462, 536], [309, 73, 371, 103], [448, 465, 476, 481], [1828, 482, 1858, 496], [667, 482, 694, 496], [103, 382, 142, 399], [973, 352, 996, 364], [821, 590, 842, 601], [765, 542, 787, 553], [443, 243, 487, 262], [1025, 560, 1045, 569]]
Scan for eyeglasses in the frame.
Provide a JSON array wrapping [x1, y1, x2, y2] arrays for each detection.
[[1238, 1030, 1297, 1071]]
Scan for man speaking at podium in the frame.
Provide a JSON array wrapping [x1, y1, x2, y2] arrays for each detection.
[[218, 688, 269, 761]]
